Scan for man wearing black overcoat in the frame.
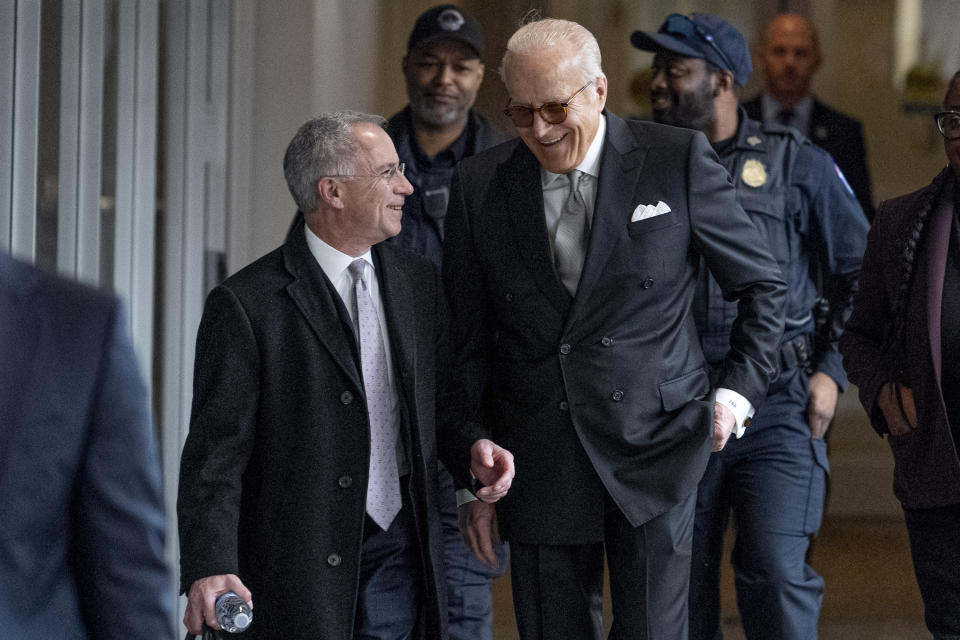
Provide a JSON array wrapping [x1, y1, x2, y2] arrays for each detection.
[[178, 112, 513, 640]]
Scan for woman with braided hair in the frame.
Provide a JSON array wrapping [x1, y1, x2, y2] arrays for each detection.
[[840, 69, 960, 638]]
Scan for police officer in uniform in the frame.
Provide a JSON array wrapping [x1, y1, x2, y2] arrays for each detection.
[[386, 6, 509, 640], [632, 13, 868, 640]]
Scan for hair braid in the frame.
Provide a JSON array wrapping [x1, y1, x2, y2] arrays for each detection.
[[888, 167, 953, 353]]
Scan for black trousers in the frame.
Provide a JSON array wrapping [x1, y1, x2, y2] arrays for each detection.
[[509, 491, 696, 640], [904, 503, 960, 639]]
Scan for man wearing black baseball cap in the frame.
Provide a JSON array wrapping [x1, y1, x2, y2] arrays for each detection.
[[632, 13, 868, 640], [386, 6, 509, 640], [387, 4, 508, 266]]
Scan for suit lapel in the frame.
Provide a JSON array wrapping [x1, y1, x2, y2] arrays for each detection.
[[374, 245, 425, 477], [282, 218, 363, 390], [569, 112, 649, 323], [374, 245, 416, 403], [505, 144, 571, 317], [925, 179, 955, 386]]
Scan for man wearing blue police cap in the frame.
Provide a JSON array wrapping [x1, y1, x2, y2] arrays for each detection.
[[633, 13, 869, 640]]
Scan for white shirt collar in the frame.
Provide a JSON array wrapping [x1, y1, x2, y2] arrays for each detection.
[[303, 223, 373, 282], [540, 114, 607, 188]]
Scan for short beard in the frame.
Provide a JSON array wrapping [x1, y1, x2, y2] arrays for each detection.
[[651, 78, 716, 133], [410, 96, 464, 129]]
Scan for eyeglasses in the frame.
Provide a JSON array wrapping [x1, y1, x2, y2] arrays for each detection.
[[935, 111, 960, 140], [503, 80, 595, 128], [661, 13, 735, 75], [330, 163, 406, 182]]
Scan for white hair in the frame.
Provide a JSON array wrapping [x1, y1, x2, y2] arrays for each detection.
[[498, 17, 604, 88]]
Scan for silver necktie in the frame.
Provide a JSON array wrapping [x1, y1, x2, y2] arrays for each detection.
[[349, 259, 401, 531], [554, 170, 589, 296]]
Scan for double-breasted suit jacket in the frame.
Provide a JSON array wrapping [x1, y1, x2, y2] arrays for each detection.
[[441, 112, 787, 544], [178, 216, 449, 640], [840, 173, 960, 509]]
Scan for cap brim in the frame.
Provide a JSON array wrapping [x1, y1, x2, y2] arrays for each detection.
[[630, 30, 707, 61]]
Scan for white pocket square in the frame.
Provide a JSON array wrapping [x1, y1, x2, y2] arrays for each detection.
[[631, 201, 672, 222]]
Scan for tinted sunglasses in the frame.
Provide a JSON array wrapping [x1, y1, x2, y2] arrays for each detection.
[[503, 80, 595, 128]]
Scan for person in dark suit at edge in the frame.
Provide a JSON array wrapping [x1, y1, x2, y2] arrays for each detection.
[[840, 71, 960, 639], [743, 13, 875, 221], [442, 16, 787, 640], [385, 6, 510, 639], [0, 249, 173, 639], [177, 111, 514, 640]]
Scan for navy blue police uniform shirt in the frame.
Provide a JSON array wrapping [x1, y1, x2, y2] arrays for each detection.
[[693, 108, 868, 394], [386, 106, 509, 267]]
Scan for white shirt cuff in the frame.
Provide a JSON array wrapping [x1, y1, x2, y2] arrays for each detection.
[[456, 488, 478, 507], [715, 387, 755, 438]]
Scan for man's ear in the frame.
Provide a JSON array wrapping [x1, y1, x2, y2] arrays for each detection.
[[594, 75, 608, 110], [714, 70, 736, 96], [402, 54, 410, 75], [318, 177, 344, 209]]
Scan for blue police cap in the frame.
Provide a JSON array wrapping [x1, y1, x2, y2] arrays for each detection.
[[631, 13, 752, 86]]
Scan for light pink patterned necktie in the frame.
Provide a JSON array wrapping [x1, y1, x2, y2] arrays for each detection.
[[349, 259, 401, 531]]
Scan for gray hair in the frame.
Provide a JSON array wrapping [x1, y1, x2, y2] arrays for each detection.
[[498, 17, 604, 89], [283, 111, 387, 214]]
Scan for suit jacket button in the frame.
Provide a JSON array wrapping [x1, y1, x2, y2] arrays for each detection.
[[601, 336, 613, 347], [641, 278, 654, 289], [340, 390, 353, 405], [327, 553, 342, 567], [338, 476, 352, 488], [559, 401, 569, 411], [612, 389, 624, 401], [505, 292, 514, 302], [559, 343, 571, 355]]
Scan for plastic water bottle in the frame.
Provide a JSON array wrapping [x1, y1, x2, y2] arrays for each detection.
[[215, 591, 252, 633]]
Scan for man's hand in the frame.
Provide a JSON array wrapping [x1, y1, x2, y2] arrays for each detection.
[[470, 439, 515, 503], [808, 371, 839, 439], [712, 402, 735, 451], [877, 382, 917, 436], [184, 574, 252, 634], [458, 500, 501, 568]]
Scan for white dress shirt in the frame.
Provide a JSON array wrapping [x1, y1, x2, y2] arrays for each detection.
[[304, 225, 408, 472], [541, 115, 606, 255]]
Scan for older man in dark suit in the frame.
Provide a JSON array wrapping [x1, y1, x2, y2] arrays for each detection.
[[177, 112, 513, 640], [0, 249, 172, 639], [442, 17, 786, 640]]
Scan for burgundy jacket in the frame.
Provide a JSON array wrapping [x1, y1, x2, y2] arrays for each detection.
[[840, 172, 960, 509]]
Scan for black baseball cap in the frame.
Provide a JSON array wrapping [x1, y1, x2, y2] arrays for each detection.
[[407, 5, 485, 59], [631, 13, 752, 86]]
